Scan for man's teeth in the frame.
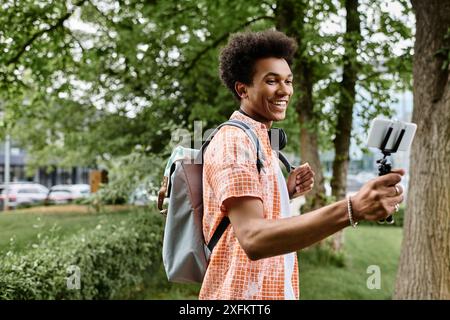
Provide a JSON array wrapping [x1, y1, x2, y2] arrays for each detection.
[[272, 101, 287, 106]]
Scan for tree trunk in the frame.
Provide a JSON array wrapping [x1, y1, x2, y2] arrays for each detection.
[[330, 0, 361, 251], [276, 0, 327, 212], [297, 66, 327, 211], [394, 0, 450, 299]]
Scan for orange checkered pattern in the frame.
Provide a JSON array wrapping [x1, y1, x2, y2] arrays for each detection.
[[199, 111, 299, 300]]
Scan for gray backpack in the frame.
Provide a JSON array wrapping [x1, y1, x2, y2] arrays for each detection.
[[158, 119, 293, 283]]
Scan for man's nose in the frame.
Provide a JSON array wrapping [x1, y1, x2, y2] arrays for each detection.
[[276, 83, 292, 96]]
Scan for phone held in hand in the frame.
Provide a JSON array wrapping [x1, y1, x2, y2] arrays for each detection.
[[367, 118, 417, 153], [366, 118, 417, 224]]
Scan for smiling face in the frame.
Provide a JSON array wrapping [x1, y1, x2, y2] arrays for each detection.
[[235, 57, 293, 128]]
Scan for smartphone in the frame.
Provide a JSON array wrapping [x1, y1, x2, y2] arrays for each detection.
[[367, 118, 417, 152]]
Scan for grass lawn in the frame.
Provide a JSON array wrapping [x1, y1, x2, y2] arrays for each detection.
[[0, 206, 403, 300], [298, 225, 403, 299], [136, 225, 403, 300], [0, 205, 137, 254]]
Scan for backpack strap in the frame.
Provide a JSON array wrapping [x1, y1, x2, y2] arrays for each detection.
[[198, 120, 294, 173], [197, 119, 266, 174], [225, 120, 294, 173], [226, 120, 266, 173], [278, 151, 295, 173], [207, 216, 230, 252]]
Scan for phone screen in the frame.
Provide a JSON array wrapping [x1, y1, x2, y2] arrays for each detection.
[[367, 119, 417, 152]]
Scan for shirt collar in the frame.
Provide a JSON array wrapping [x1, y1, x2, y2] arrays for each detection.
[[229, 110, 274, 160], [229, 110, 268, 131]]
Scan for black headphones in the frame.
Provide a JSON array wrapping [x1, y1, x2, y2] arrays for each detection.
[[269, 127, 287, 151], [238, 108, 287, 151]]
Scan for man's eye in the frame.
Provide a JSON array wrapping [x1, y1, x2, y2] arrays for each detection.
[[285, 80, 293, 85], [266, 80, 276, 84]]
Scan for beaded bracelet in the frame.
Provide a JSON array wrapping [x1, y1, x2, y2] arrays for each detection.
[[347, 196, 358, 228]]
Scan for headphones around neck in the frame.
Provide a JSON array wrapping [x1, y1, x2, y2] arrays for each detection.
[[269, 127, 287, 151], [238, 108, 287, 151]]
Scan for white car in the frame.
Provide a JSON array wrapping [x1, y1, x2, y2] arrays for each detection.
[[46, 184, 91, 204], [0, 182, 49, 209]]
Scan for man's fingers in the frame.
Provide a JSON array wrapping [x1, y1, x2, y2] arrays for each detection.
[[296, 171, 313, 181], [298, 178, 314, 189], [297, 183, 312, 192], [296, 179, 313, 190], [376, 172, 403, 187], [292, 162, 312, 174], [387, 195, 404, 211], [297, 176, 314, 184], [393, 184, 403, 196], [382, 184, 404, 197], [293, 165, 315, 180], [294, 184, 313, 197], [291, 164, 306, 173], [300, 169, 314, 179], [395, 194, 405, 204], [390, 168, 406, 176]]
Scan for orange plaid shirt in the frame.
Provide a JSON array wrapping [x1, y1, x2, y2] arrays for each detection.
[[199, 111, 299, 300]]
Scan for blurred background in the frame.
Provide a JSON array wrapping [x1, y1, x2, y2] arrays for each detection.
[[0, 0, 447, 300]]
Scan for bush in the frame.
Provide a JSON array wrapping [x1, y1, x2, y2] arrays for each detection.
[[92, 151, 165, 208], [393, 206, 405, 227], [0, 209, 164, 299], [301, 240, 347, 268]]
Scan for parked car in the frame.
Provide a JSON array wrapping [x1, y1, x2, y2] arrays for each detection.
[[0, 182, 49, 210], [46, 184, 91, 205]]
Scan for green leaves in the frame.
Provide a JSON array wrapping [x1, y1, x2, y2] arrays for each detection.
[[1, 0, 414, 192], [0, 209, 164, 299]]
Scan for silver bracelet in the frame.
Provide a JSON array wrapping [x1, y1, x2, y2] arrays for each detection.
[[347, 196, 358, 228]]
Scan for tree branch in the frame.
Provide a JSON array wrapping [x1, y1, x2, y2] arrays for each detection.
[[0, 71, 31, 91], [357, 70, 384, 83], [158, 3, 202, 20], [7, 0, 88, 66], [182, 15, 275, 77]]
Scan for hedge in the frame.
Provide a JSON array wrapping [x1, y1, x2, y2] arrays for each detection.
[[0, 209, 164, 299]]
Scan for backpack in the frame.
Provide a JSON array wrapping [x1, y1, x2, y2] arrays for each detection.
[[157, 119, 293, 283]]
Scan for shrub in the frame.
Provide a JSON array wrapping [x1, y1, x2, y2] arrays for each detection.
[[93, 151, 165, 207], [301, 240, 347, 268], [0, 209, 164, 299]]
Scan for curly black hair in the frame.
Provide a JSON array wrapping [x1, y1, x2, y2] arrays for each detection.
[[219, 29, 298, 100]]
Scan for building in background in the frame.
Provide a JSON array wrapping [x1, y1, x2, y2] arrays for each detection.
[[0, 141, 90, 188]]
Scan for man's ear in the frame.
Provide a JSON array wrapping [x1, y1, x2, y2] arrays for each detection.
[[235, 82, 248, 99]]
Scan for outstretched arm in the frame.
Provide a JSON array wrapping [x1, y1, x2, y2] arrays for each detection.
[[225, 169, 405, 260]]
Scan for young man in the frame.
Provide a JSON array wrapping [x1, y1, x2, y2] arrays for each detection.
[[199, 30, 404, 300]]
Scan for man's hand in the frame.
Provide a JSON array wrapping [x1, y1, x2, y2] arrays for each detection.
[[351, 169, 405, 222], [287, 162, 315, 199]]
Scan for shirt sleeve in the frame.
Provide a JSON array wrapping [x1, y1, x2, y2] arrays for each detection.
[[203, 126, 263, 212]]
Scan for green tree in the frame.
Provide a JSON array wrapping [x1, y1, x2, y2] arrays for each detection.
[[276, 0, 412, 212], [276, 0, 331, 211], [328, 0, 361, 251], [1, 0, 412, 204]]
